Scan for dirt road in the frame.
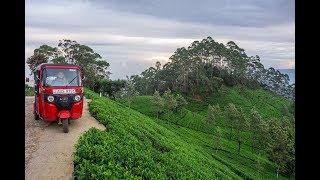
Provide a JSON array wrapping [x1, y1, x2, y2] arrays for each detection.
[[25, 97, 105, 180]]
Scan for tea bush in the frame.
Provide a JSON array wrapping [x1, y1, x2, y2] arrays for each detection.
[[74, 89, 289, 179]]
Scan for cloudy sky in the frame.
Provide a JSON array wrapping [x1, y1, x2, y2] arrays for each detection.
[[26, 0, 295, 79]]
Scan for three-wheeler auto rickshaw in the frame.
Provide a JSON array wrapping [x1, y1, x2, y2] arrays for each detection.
[[33, 63, 84, 133]]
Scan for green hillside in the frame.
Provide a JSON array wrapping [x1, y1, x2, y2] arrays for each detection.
[[73, 89, 290, 179], [185, 85, 293, 119], [118, 85, 293, 135]]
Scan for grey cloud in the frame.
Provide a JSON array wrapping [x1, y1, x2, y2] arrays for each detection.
[[90, 0, 294, 27]]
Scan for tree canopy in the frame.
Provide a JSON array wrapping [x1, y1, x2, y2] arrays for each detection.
[[27, 39, 110, 89], [129, 37, 294, 100]]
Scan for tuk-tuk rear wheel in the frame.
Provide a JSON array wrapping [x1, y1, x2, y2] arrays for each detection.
[[62, 119, 69, 133]]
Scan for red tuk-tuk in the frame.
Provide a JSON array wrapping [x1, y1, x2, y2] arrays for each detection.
[[33, 63, 84, 133]]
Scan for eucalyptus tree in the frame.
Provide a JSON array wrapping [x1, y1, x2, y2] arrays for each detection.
[[225, 103, 249, 154], [267, 117, 290, 178], [206, 104, 222, 125], [249, 109, 268, 152], [121, 76, 139, 108], [169, 47, 192, 95]]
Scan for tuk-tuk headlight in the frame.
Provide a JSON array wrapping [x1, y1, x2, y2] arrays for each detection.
[[47, 95, 54, 102], [74, 95, 81, 102]]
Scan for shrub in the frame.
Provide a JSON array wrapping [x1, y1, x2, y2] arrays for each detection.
[[25, 85, 34, 96]]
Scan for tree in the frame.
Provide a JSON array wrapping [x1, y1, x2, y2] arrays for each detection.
[[280, 116, 295, 177], [140, 67, 157, 94], [225, 103, 249, 154], [110, 80, 127, 99], [267, 117, 289, 178], [206, 104, 221, 125], [246, 55, 264, 83], [210, 77, 223, 95], [249, 109, 268, 152], [26, 45, 57, 72], [129, 36, 294, 99], [26, 39, 110, 89], [163, 89, 178, 111], [235, 108, 249, 154], [285, 124, 295, 177], [226, 41, 249, 77], [213, 126, 222, 150], [175, 94, 188, 112], [120, 76, 139, 108], [27, 53, 47, 73], [206, 105, 215, 125], [130, 75, 147, 95], [153, 90, 164, 118], [96, 79, 126, 100], [224, 104, 235, 139]]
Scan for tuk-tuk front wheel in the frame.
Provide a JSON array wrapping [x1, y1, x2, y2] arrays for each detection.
[[62, 119, 69, 133], [34, 110, 39, 120], [33, 103, 39, 120]]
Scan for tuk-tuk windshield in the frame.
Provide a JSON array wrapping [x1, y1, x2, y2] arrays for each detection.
[[43, 68, 81, 87]]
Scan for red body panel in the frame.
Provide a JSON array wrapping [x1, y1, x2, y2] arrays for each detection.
[[58, 110, 71, 119], [70, 100, 83, 119], [42, 102, 59, 121]]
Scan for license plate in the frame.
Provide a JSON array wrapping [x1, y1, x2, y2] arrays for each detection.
[[53, 89, 76, 94]]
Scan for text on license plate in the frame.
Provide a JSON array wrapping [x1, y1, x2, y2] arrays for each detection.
[[53, 89, 76, 94]]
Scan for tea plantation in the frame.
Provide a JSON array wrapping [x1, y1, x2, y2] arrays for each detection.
[[73, 87, 293, 179]]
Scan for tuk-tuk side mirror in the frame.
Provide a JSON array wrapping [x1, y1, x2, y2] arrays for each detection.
[[34, 87, 39, 95], [34, 82, 39, 95], [34, 71, 40, 82], [33, 72, 40, 95]]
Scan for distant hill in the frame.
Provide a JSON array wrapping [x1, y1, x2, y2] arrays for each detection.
[[278, 69, 295, 84]]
